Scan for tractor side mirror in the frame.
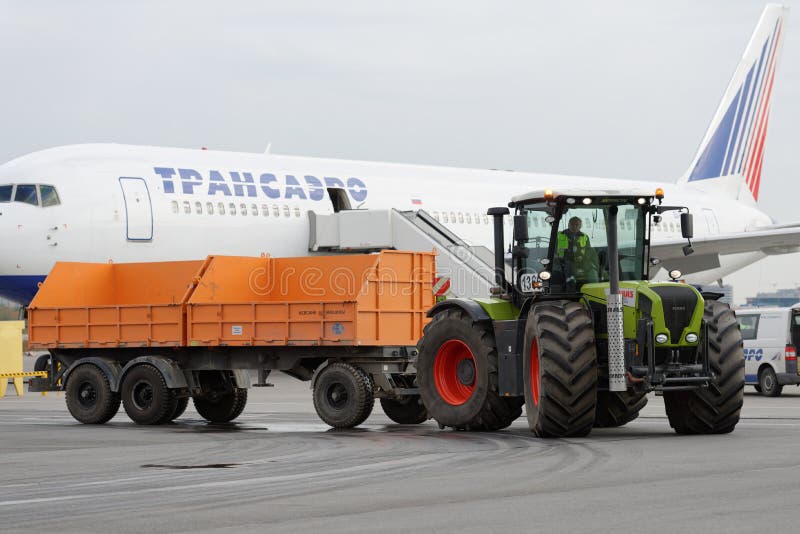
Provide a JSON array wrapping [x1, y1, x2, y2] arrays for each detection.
[[680, 212, 693, 239], [513, 215, 528, 243]]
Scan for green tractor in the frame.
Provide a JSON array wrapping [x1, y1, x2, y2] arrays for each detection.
[[416, 188, 745, 436]]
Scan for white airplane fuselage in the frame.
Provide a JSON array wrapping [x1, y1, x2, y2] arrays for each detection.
[[0, 143, 771, 305]]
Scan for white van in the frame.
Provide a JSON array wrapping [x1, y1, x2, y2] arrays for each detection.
[[735, 306, 800, 396]]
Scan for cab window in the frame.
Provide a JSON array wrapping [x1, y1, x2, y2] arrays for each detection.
[[14, 184, 38, 206], [738, 315, 759, 340], [0, 185, 11, 202]]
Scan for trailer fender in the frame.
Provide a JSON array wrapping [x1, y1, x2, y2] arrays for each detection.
[[310, 360, 332, 391], [119, 356, 188, 390], [426, 298, 491, 323], [62, 358, 123, 392], [231, 369, 251, 389]]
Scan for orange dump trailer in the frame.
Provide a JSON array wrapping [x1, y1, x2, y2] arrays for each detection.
[[28, 251, 436, 429]]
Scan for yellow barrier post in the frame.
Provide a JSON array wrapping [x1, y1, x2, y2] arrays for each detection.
[[0, 321, 26, 398]]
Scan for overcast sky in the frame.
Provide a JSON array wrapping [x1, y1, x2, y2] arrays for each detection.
[[0, 0, 797, 303]]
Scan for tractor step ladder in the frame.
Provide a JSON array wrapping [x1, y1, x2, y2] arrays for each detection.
[[308, 209, 499, 299]]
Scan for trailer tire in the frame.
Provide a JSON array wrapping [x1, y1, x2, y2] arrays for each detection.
[[34, 354, 50, 372], [523, 300, 598, 438], [313, 362, 374, 429], [594, 390, 648, 428], [194, 388, 247, 423], [417, 308, 523, 431], [380, 396, 428, 425], [121, 364, 178, 425], [168, 397, 189, 421], [65, 364, 121, 424], [664, 300, 744, 435]]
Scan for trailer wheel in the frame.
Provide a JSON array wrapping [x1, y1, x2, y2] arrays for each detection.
[[65, 364, 121, 424], [168, 397, 190, 421], [121, 364, 178, 425], [313, 362, 374, 429], [664, 300, 744, 435], [34, 354, 50, 372], [758, 367, 783, 397], [594, 390, 648, 428], [523, 300, 597, 438], [380, 396, 428, 424], [417, 308, 523, 431], [194, 388, 247, 423]]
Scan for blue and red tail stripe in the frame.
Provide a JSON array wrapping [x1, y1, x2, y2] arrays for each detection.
[[688, 18, 783, 201]]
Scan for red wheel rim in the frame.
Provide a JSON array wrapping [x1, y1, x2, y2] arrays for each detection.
[[433, 339, 476, 405], [530, 338, 540, 407]]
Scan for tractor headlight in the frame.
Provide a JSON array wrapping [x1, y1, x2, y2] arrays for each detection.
[[655, 333, 668, 344], [685, 333, 698, 343], [539, 271, 551, 281]]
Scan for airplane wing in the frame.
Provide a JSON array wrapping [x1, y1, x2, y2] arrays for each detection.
[[650, 227, 800, 275]]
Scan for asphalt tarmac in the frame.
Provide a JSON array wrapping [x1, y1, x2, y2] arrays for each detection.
[[1, 373, 799, 533]]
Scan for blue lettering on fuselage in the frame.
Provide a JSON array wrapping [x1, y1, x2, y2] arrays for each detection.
[[156, 167, 368, 203]]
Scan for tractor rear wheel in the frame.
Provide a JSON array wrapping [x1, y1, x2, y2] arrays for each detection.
[[523, 300, 597, 438], [664, 300, 744, 434], [417, 308, 523, 431], [594, 390, 648, 428]]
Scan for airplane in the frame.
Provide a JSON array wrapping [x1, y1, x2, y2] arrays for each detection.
[[0, 4, 795, 306]]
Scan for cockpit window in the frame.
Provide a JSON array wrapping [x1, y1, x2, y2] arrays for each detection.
[[14, 184, 38, 206], [0, 185, 11, 202], [39, 185, 60, 207]]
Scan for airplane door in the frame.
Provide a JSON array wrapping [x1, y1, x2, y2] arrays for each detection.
[[119, 177, 153, 241], [702, 208, 719, 235]]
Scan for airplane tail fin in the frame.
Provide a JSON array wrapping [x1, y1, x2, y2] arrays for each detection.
[[678, 4, 788, 203]]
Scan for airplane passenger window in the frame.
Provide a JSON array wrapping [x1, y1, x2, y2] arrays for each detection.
[[261, 204, 269, 217], [171, 201, 179, 214], [229, 203, 236, 215], [251, 203, 258, 217], [458, 213, 464, 224], [39, 185, 60, 207], [218, 202, 225, 215], [432, 211, 439, 221], [195, 202, 202, 214], [466, 213, 472, 224], [442, 213, 448, 223], [240, 203, 247, 216], [14, 184, 38, 206], [183, 201, 191, 214], [483, 215, 488, 225], [283, 205, 290, 218], [0, 185, 11, 202], [450, 212, 455, 223], [273, 205, 279, 217], [206, 202, 214, 215], [294, 206, 301, 217]]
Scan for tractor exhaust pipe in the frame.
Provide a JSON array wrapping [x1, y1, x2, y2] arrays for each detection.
[[488, 207, 510, 288], [606, 206, 626, 392]]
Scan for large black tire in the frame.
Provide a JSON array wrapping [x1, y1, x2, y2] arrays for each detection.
[[523, 300, 597, 438], [594, 390, 648, 428], [380, 396, 428, 424], [417, 308, 523, 431], [664, 300, 745, 435], [121, 364, 178, 425], [758, 367, 783, 397], [169, 397, 190, 421], [65, 364, 121, 424], [313, 362, 374, 429], [34, 354, 50, 372], [194, 388, 247, 423]]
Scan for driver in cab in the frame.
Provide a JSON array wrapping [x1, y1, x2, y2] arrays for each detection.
[[557, 216, 599, 290]]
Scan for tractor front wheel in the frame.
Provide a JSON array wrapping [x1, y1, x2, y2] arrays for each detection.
[[523, 300, 598, 438], [664, 300, 744, 434]]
